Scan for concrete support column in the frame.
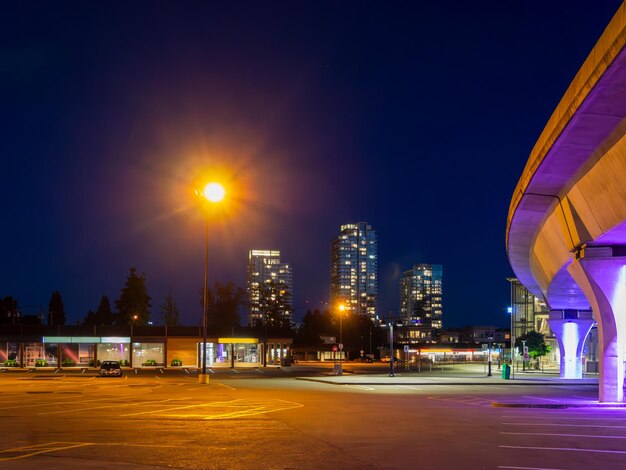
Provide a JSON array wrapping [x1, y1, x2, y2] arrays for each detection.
[[568, 257, 626, 402], [548, 314, 594, 379]]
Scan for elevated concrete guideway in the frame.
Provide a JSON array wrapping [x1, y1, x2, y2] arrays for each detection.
[[506, 4, 626, 402]]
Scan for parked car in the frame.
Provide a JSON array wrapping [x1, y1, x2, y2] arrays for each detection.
[[99, 360, 123, 377]]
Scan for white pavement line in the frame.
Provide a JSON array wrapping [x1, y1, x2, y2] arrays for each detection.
[[154, 375, 161, 379], [398, 385, 422, 390], [498, 466, 564, 470], [217, 382, 236, 391], [351, 385, 375, 391], [499, 445, 626, 455], [231, 369, 240, 374], [38, 397, 191, 415], [255, 368, 263, 373], [522, 395, 561, 403], [159, 369, 164, 374], [572, 395, 596, 400], [502, 432, 626, 439], [502, 422, 626, 429], [208, 369, 214, 374]]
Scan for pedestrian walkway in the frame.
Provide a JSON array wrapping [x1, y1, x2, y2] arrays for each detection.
[[296, 372, 598, 387]]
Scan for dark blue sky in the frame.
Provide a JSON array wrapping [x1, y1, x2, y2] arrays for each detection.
[[1, 1, 622, 328]]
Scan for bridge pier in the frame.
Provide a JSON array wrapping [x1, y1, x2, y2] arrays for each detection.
[[568, 252, 626, 402], [548, 310, 594, 379]]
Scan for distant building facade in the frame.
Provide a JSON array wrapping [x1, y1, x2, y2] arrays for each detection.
[[399, 264, 443, 330], [330, 222, 377, 318], [247, 250, 293, 327], [508, 277, 560, 365]]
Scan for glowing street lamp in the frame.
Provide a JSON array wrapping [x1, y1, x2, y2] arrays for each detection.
[[337, 304, 346, 375], [197, 182, 225, 384]]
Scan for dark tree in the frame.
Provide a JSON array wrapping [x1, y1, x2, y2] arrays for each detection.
[[516, 330, 550, 359], [258, 280, 293, 331], [21, 315, 42, 325], [161, 289, 181, 327], [83, 310, 97, 325], [115, 267, 151, 326], [0, 296, 20, 325], [48, 291, 66, 326], [293, 309, 325, 346], [96, 296, 114, 326], [206, 282, 245, 334]]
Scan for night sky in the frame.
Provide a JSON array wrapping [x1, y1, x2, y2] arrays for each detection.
[[2, 1, 622, 328]]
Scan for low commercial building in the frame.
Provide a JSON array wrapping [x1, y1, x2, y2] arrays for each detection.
[[0, 325, 292, 369]]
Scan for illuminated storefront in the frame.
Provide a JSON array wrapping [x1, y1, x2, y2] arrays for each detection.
[[0, 327, 292, 369]]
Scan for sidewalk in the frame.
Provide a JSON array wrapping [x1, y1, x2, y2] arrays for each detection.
[[296, 372, 599, 387]]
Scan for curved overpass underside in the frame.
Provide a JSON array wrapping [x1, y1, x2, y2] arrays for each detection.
[[507, 5, 626, 402]]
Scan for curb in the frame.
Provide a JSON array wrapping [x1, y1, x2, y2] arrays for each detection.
[[492, 402, 626, 408], [295, 377, 598, 386]]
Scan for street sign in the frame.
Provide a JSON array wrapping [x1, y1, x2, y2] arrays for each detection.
[[524, 353, 529, 361], [403, 345, 409, 352], [523, 346, 529, 354], [338, 343, 343, 350], [360, 349, 364, 356], [332, 346, 337, 352]]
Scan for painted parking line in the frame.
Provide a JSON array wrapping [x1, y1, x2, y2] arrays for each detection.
[[216, 382, 236, 391], [38, 397, 192, 415], [122, 398, 303, 420], [428, 396, 492, 407], [500, 445, 626, 455], [351, 385, 375, 391], [121, 400, 242, 417], [0, 442, 92, 462], [398, 385, 422, 391], [522, 395, 562, 403], [0, 396, 113, 411]]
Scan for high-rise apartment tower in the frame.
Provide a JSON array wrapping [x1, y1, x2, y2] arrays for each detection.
[[330, 222, 377, 318], [247, 250, 293, 327], [399, 264, 443, 329]]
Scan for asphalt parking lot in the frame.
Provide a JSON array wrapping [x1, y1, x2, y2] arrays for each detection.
[[0, 364, 623, 469]]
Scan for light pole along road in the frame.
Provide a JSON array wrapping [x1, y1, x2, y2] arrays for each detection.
[[196, 182, 225, 384]]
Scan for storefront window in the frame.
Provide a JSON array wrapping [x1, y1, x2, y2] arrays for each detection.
[[0, 343, 8, 363], [98, 342, 130, 364], [61, 344, 80, 366], [44, 344, 58, 367], [132, 343, 165, 367], [7, 343, 19, 363], [24, 342, 44, 367], [198, 342, 215, 367], [233, 343, 259, 365]]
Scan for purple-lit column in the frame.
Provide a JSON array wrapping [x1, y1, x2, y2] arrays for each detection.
[[548, 311, 594, 379], [568, 256, 626, 402]]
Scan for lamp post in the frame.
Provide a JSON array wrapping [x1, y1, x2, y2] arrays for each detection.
[[337, 304, 346, 375], [197, 182, 225, 384], [487, 332, 493, 377]]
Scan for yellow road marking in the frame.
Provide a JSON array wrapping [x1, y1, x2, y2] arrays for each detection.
[[38, 396, 192, 415], [0, 442, 92, 462], [122, 398, 303, 419]]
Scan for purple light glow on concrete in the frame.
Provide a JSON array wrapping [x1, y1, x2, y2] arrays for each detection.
[[569, 257, 626, 402], [548, 317, 594, 379]]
